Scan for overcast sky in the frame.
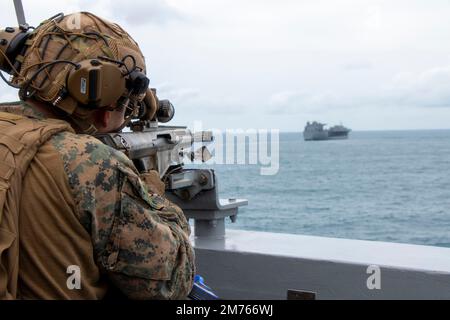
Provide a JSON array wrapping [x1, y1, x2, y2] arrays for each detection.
[[2, 0, 450, 131]]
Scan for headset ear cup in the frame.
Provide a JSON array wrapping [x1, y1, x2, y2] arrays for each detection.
[[67, 60, 126, 108], [0, 27, 30, 74]]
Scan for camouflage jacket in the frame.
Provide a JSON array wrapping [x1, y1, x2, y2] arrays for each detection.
[[0, 102, 195, 300]]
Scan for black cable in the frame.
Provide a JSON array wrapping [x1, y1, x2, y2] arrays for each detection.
[[20, 60, 80, 100], [29, 13, 65, 70], [38, 30, 111, 89], [48, 13, 65, 23], [38, 13, 68, 62], [0, 71, 21, 89], [40, 27, 59, 62], [84, 32, 110, 47], [38, 34, 78, 88], [97, 55, 131, 76], [121, 55, 137, 77], [97, 55, 124, 65], [97, 55, 138, 77]]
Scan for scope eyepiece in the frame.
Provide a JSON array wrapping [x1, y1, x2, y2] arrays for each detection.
[[127, 71, 150, 96]]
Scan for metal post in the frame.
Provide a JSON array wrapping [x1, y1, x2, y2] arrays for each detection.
[[13, 0, 28, 28]]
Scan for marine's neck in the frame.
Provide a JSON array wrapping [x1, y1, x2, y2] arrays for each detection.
[[25, 99, 60, 120], [24, 99, 85, 133]]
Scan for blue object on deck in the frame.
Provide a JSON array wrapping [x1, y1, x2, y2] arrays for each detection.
[[188, 275, 220, 300]]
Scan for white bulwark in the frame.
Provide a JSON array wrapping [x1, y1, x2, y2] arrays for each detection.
[[192, 229, 450, 300]]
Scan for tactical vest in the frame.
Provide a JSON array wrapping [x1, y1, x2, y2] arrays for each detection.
[[0, 112, 73, 300]]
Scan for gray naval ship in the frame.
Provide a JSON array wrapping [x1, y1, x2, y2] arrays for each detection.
[[304, 121, 351, 141], [4, 0, 450, 301]]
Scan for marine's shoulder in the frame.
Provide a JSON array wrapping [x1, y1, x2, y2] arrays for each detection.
[[47, 131, 141, 231], [0, 101, 45, 119], [49, 131, 135, 170]]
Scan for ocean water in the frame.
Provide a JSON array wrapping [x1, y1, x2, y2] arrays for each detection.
[[193, 130, 450, 248]]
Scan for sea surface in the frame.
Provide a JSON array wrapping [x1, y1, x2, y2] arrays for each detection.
[[192, 130, 450, 248]]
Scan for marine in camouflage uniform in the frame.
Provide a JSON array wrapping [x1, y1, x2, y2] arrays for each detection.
[[0, 101, 195, 300], [0, 11, 197, 300]]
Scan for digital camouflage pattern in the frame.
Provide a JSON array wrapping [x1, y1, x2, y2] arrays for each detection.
[[0, 102, 195, 300], [51, 132, 195, 299]]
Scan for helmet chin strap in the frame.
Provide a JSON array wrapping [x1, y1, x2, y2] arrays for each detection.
[[50, 103, 99, 135], [78, 99, 138, 135], [51, 95, 138, 135], [74, 117, 98, 135], [63, 111, 99, 135], [115, 99, 140, 133]]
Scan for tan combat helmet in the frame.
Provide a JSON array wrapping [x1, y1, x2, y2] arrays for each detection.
[[0, 12, 157, 134]]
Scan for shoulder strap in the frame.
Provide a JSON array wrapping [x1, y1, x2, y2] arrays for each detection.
[[0, 111, 74, 300]]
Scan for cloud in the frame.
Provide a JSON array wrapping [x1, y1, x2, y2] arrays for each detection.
[[0, 90, 20, 102], [2, 0, 450, 131], [154, 82, 247, 118], [386, 66, 450, 108], [343, 62, 373, 71], [75, 0, 185, 26], [266, 64, 450, 117], [267, 90, 350, 115], [157, 83, 200, 104], [109, 0, 184, 26]]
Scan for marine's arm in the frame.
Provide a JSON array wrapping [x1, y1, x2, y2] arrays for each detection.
[[52, 132, 195, 300], [103, 164, 195, 300]]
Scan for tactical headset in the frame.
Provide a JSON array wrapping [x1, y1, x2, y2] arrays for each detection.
[[1, 27, 148, 104], [0, 13, 171, 133], [0, 26, 29, 81]]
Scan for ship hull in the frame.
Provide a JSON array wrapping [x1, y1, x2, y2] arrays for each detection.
[[304, 132, 349, 141], [327, 136, 349, 140], [303, 131, 329, 141], [327, 133, 350, 140]]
